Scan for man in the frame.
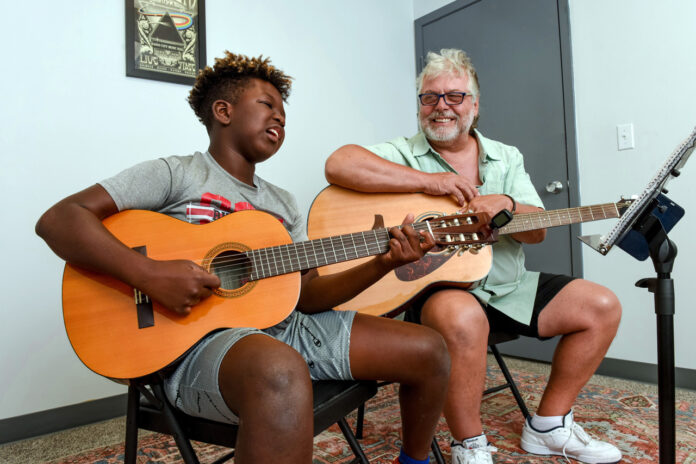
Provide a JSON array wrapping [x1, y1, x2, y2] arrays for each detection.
[[325, 48, 622, 464], [36, 51, 450, 464]]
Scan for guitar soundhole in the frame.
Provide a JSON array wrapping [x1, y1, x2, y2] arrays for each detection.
[[209, 250, 254, 297]]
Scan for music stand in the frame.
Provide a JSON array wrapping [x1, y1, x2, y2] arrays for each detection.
[[579, 126, 696, 464]]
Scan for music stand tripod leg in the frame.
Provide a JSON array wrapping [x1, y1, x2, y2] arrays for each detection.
[[635, 223, 677, 464]]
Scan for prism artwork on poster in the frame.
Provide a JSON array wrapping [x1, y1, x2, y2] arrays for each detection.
[[125, 0, 207, 85]]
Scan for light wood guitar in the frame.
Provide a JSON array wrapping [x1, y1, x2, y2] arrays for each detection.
[[62, 208, 491, 379], [307, 185, 633, 316]]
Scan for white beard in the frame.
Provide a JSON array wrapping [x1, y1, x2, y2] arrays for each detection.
[[420, 108, 475, 143]]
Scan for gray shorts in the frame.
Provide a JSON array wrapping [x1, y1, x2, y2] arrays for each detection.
[[163, 309, 356, 424]]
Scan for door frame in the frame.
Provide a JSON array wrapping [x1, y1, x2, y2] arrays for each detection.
[[414, 0, 584, 279]]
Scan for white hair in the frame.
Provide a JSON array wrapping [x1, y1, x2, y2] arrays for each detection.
[[416, 48, 480, 100]]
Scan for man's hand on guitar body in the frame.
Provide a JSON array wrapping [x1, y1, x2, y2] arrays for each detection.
[[138, 259, 221, 315], [423, 172, 480, 206], [376, 214, 436, 271]]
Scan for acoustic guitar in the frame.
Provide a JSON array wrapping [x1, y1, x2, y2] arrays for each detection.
[[307, 185, 633, 316], [62, 208, 492, 379]]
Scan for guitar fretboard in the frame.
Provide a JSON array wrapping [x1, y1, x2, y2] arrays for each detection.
[[245, 223, 432, 280], [500, 203, 621, 235]]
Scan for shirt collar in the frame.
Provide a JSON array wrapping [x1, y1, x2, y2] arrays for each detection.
[[473, 129, 501, 163], [412, 132, 435, 157]]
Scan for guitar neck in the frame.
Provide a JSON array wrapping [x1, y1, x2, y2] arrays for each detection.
[[499, 202, 622, 235], [245, 223, 431, 281]]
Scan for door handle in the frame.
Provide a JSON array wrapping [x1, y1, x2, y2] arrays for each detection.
[[545, 181, 564, 194]]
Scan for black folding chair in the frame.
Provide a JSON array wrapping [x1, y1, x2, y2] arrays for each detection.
[[124, 373, 378, 464]]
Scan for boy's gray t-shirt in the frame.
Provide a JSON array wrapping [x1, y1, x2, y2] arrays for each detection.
[[99, 151, 307, 242]]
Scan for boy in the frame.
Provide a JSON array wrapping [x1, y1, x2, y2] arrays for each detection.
[[36, 51, 450, 464]]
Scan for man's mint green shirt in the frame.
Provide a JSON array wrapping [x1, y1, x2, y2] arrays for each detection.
[[365, 130, 544, 325]]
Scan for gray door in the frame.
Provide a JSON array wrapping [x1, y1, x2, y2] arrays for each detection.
[[415, 0, 580, 361]]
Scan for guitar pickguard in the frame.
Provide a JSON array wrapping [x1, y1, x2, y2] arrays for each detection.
[[394, 249, 456, 281]]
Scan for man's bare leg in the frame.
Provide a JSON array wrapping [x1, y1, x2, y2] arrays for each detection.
[[420, 289, 490, 441], [535, 279, 622, 416]]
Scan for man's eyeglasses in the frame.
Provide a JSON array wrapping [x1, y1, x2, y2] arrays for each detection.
[[418, 92, 471, 106]]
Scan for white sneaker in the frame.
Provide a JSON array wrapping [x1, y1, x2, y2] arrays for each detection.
[[520, 410, 622, 463], [451, 438, 498, 464]]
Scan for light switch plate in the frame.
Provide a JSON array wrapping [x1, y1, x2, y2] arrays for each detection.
[[617, 123, 635, 150]]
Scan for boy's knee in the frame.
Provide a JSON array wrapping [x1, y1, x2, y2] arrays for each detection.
[[220, 342, 312, 412], [249, 348, 312, 397]]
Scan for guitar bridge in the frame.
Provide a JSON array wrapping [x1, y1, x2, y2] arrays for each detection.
[[132, 246, 155, 328]]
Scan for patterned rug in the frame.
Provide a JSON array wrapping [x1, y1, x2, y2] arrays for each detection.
[[48, 366, 696, 463]]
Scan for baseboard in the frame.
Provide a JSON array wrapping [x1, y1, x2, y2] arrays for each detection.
[[2, 357, 694, 445], [503, 354, 696, 390], [0, 393, 127, 445], [595, 357, 696, 390], [497, 337, 696, 390]]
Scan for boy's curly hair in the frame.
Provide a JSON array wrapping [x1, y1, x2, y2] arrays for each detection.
[[189, 51, 293, 128]]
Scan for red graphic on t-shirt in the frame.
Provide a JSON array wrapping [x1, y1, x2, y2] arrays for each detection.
[[200, 192, 232, 211], [233, 201, 255, 212], [186, 194, 285, 225]]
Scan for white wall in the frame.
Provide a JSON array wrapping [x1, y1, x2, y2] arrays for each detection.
[[413, 0, 455, 19], [414, 0, 696, 370], [4, 0, 695, 425], [569, 0, 696, 368], [0, 1, 417, 421]]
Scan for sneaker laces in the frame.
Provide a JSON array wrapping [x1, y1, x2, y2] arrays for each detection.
[[560, 423, 593, 463], [471, 443, 498, 455], [464, 444, 498, 463], [452, 442, 498, 464]]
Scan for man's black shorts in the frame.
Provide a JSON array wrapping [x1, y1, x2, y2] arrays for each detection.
[[404, 273, 576, 339]]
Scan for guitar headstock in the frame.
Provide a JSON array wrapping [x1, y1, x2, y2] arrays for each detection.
[[424, 212, 498, 252]]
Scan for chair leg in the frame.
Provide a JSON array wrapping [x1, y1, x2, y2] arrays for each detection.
[[490, 345, 530, 418], [337, 417, 370, 464], [150, 383, 201, 464], [431, 436, 446, 464], [355, 403, 365, 439], [124, 384, 140, 464]]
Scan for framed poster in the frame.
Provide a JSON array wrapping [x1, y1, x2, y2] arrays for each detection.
[[125, 0, 206, 85]]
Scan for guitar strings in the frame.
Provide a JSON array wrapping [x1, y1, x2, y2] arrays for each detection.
[[202, 203, 621, 282], [200, 223, 431, 273], [502, 203, 620, 233], [179, 220, 482, 281]]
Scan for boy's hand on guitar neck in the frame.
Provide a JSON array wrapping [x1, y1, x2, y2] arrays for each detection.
[[137, 259, 221, 315], [375, 214, 436, 271]]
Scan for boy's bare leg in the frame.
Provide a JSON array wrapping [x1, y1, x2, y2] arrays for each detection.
[[218, 334, 314, 464], [349, 313, 450, 460]]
